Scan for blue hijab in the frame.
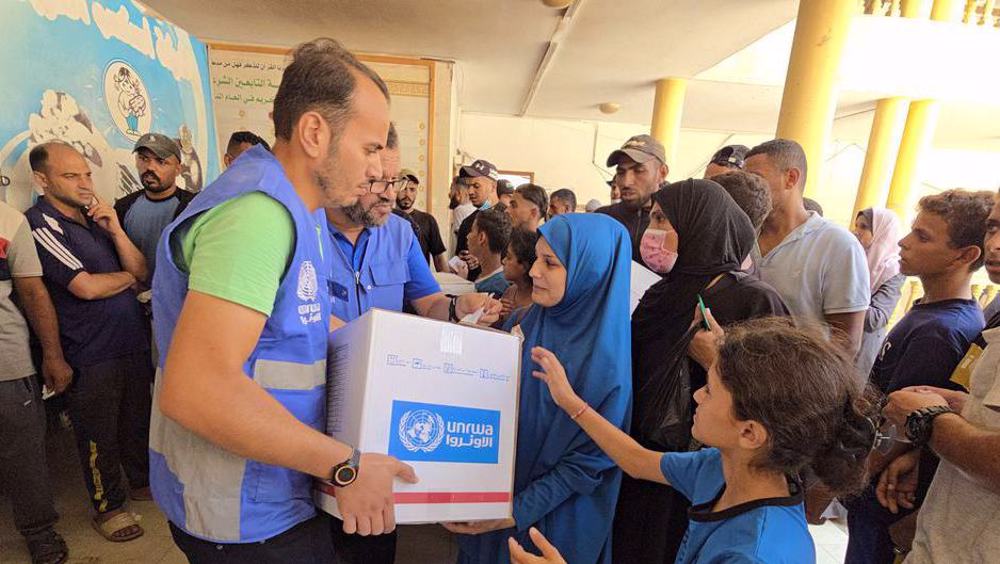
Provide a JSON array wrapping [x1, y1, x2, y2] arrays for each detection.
[[457, 214, 633, 564]]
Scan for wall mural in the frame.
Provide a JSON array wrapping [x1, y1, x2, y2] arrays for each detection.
[[0, 0, 218, 211]]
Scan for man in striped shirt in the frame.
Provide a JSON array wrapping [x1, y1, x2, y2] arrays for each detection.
[[25, 142, 152, 543]]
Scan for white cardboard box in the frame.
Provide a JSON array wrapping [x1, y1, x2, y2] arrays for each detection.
[[316, 308, 521, 523]]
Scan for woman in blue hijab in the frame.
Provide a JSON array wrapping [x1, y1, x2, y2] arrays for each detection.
[[445, 214, 633, 564]]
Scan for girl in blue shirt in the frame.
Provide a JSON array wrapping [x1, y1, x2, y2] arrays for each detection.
[[517, 316, 877, 564]]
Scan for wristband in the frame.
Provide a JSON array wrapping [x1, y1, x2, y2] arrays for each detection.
[[570, 403, 590, 421]]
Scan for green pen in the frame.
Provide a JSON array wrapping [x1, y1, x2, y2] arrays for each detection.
[[696, 294, 711, 331]]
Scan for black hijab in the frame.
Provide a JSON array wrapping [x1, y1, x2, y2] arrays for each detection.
[[631, 178, 757, 369]]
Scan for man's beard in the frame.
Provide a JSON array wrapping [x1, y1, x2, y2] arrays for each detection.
[[317, 140, 363, 208], [141, 172, 172, 193], [397, 197, 413, 211], [343, 198, 391, 228]]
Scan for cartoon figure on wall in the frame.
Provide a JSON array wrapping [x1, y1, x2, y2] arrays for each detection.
[[105, 61, 151, 140], [1, 0, 220, 212]]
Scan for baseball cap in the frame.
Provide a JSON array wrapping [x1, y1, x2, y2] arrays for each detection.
[[399, 168, 420, 183], [459, 159, 500, 181], [606, 134, 666, 167], [496, 179, 515, 197], [709, 144, 749, 169], [133, 133, 182, 162]]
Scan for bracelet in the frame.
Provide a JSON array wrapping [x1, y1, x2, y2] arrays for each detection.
[[448, 296, 460, 322], [570, 403, 590, 421]]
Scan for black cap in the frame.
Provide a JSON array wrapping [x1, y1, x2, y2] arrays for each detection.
[[709, 145, 748, 169], [459, 159, 500, 181], [133, 133, 182, 162], [496, 179, 515, 196]]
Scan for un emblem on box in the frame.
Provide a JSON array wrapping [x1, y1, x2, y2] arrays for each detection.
[[389, 400, 500, 464]]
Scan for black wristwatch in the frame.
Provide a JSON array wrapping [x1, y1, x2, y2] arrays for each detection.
[[904, 405, 954, 448], [330, 447, 361, 487]]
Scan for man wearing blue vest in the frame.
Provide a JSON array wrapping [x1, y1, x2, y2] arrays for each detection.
[[150, 38, 416, 564], [326, 123, 498, 564]]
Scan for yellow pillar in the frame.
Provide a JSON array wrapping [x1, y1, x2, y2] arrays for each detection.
[[900, 0, 924, 17], [852, 97, 908, 218], [883, 0, 953, 221], [650, 78, 687, 168], [885, 100, 940, 220], [775, 0, 857, 198], [930, 0, 958, 21]]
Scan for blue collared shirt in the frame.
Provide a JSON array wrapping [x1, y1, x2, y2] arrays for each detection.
[[328, 214, 440, 322]]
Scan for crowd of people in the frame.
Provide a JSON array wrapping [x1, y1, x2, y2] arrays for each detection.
[[1, 35, 999, 564]]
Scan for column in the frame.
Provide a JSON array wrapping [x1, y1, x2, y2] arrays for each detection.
[[650, 78, 687, 169], [852, 97, 908, 217], [885, 100, 940, 220], [884, 0, 955, 219], [775, 0, 857, 197]]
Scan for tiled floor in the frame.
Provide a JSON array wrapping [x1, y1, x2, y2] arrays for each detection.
[[2, 426, 848, 564]]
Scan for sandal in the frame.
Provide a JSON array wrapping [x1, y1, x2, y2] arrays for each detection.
[[26, 529, 68, 564], [92, 511, 144, 542]]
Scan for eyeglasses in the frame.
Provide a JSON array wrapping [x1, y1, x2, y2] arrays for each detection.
[[368, 178, 410, 194]]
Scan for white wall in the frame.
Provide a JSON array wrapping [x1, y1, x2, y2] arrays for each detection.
[[457, 112, 770, 210], [456, 112, 1000, 230]]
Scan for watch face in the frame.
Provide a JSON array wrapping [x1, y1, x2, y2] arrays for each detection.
[[335, 466, 357, 485]]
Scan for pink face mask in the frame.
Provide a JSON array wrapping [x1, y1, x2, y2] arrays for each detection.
[[640, 228, 678, 273]]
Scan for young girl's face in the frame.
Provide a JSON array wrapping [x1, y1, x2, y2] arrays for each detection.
[[691, 363, 741, 447], [503, 244, 527, 283]]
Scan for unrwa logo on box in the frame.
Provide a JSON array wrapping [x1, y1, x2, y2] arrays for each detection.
[[389, 400, 501, 464], [398, 409, 446, 453]]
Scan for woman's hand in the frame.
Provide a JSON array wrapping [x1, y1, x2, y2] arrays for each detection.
[[509, 527, 567, 564], [441, 518, 515, 535], [688, 306, 723, 370], [456, 293, 503, 326], [531, 347, 586, 414]]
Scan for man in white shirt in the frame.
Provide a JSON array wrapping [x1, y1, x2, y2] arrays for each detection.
[[746, 139, 869, 355], [448, 176, 475, 255]]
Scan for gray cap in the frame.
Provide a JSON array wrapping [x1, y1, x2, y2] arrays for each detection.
[[399, 168, 420, 183], [133, 133, 181, 162], [606, 134, 666, 167]]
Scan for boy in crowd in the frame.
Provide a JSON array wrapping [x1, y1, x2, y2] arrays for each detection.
[[467, 206, 512, 298], [845, 190, 994, 563]]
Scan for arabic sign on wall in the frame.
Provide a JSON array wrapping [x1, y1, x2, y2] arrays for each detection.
[[0, 0, 219, 211], [209, 45, 435, 201]]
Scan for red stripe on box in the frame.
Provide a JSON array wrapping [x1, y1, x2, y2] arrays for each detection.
[[316, 482, 509, 504], [394, 491, 511, 504]]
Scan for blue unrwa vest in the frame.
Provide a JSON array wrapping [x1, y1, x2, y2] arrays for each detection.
[[328, 213, 415, 322], [148, 145, 330, 543]]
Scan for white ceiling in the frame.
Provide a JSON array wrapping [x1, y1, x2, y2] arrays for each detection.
[[142, 0, 1000, 151], [141, 0, 799, 118]]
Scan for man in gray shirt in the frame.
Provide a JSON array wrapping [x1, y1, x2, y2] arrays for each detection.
[[0, 200, 72, 563], [114, 133, 194, 279], [746, 139, 869, 356]]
